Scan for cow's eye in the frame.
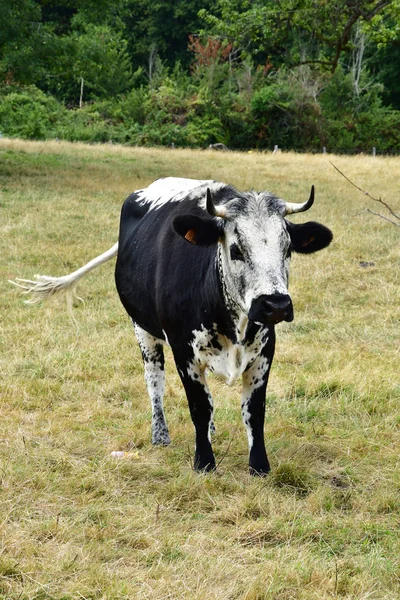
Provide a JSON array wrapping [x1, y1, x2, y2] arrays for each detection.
[[230, 243, 245, 261]]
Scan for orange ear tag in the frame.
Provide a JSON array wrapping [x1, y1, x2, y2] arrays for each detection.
[[302, 236, 315, 247], [184, 229, 197, 244]]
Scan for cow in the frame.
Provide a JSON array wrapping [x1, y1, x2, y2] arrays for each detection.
[[11, 177, 333, 475]]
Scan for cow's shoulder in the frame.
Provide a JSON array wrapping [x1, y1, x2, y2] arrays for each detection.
[[120, 191, 150, 222], [133, 178, 239, 213]]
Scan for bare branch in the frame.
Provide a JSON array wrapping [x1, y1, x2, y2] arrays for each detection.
[[330, 1, 392, 73], [366, 209, 400, 228], [330, 162, 400, 225]]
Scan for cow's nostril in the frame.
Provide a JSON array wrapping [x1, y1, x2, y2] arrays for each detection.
[[264, 296, 291, 313]]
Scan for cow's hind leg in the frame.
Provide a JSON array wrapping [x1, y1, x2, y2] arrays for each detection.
[[134, 324, 170, 445]]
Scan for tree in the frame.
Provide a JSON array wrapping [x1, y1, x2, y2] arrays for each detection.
[[199, 0, 400, 73], [0, 0, 41, 83], [71, 23, 133, 100], [121, 0, 218, 71]]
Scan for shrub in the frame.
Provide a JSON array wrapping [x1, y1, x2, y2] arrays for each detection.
[[119, 87, 149, 125], [0, 85, 65, 139], [185, 115, 227, 146], [251, 69, 323, 150]]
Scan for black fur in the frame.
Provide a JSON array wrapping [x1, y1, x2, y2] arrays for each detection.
[[115, 195, 235, 345], [286, 220, 333, 254], [173, 214, 223, 246]]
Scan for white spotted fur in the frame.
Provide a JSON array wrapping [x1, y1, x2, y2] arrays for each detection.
[[190, 317, 268, 387], [134, 324, 170, 445], [241, 355, 270, 448]]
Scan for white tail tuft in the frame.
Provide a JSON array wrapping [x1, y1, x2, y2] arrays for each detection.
[[10, 274, 80, 303], [9, 242, 119, 306]]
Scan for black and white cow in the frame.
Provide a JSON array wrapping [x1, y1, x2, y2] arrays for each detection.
[[12, 177, 332, 475]]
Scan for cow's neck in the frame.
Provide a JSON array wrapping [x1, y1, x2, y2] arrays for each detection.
[[217, 244, 243, 314], [216, 244, 250, 344]]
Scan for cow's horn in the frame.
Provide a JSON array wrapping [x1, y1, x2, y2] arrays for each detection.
[[206, 188, 227, 218], [284, 185, 315, 215]]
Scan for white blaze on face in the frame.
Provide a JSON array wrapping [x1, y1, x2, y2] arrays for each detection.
[[221, 205, 291, 313]]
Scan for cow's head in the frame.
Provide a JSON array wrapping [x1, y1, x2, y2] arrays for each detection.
[[173, 186, 333, 325]]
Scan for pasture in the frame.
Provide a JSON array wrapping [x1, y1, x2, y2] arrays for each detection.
[[0, 139, 399, 600]]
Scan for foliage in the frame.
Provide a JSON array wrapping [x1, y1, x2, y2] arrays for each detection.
[[199, 0, 400, 72], [1, 0, 400, 152], [68, 22, 133, 99], [0, 0, 41, 82], [121, 0, 218, 70], [0, 85, 65, 139], [368, 38, 400, 109], [251, 68, 324, 150]]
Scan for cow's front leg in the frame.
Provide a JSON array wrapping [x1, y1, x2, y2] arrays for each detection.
[[242, 335, 275, 476], [134, 324, 170, 446], [173, 352, 215, 472]]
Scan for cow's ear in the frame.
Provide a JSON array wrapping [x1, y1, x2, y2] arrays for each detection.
[[286, 220, 333, 254], [173, 215, 223, 246]]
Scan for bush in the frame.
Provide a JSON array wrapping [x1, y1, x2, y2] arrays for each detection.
[[185, 115, 227, 147], [0, 85, 65, 139], [132, 121, 188, 147], [119, 87, 149, 125], [55, 116, 113, 143], [2, 64, 400, 153], [251, 69, 323, 150], [319, 66, 400, 153]]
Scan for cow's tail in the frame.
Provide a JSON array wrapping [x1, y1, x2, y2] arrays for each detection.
[[9, 242, 119, 310]]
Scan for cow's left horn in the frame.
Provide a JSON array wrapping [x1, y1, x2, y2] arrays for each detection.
[[284, 185, 315, 215], [206, 188, 227, 218]]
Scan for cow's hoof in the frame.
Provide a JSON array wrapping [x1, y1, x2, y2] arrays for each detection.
[[194, 458, 216, 473], [152, 431, 171, 446], [249, 464, 271, 477]]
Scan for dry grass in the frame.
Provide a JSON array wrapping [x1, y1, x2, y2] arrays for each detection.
[[1, 138, 399, 600]]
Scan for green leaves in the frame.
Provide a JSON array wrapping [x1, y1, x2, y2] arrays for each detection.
[[199, 0, 398, 72], [70, 24, 133, 99]]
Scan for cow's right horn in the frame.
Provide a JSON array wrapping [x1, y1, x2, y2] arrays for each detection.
[[284, 185, 315, 215], [206, 188, 227, 218]]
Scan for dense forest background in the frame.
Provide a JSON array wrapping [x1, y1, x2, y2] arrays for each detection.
[[1, 0, 400, 152]]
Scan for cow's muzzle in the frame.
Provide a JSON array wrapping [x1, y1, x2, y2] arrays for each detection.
[[248, 294, 294, 325]]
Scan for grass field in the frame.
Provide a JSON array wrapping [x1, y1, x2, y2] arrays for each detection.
[[0, 139, 399, 600]]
